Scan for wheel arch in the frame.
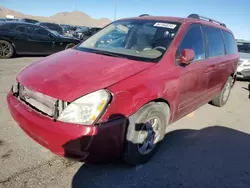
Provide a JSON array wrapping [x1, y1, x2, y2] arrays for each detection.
[[129, 97, 173, 124], [0, 38, 16, 52]]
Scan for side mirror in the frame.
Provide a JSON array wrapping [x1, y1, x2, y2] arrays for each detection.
[[180, 49, 195, 65]]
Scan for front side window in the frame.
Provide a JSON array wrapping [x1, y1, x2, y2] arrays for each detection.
[[178, 24, 205, 61], [76, 20, 181, 62], [204, 26, 225, 57], [222, 30, 237, 55]]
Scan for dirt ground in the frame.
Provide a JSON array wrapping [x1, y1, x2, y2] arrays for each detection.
[[0, 57, 250, 188]]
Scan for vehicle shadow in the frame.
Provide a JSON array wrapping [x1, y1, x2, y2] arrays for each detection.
[[72, 126, 250, 188]]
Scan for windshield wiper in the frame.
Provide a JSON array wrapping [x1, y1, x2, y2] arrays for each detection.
[[92, 50, 129, 59]]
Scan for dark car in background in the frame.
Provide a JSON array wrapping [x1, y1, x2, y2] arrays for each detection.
[[73, 27, 102, 40], [37, 22, 64, 35], [0, 22, 80, 58]]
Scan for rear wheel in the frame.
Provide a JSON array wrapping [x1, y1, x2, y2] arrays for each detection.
[[211, 76, 233, 107], [65, 43, 75, 50], [0, 40, 14, 59], [124, 102, 170, 165]]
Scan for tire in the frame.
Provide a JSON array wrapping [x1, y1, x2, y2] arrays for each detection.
[[0, 40, 14, 59], [65, 43, 76, 50], [124, 102, 170, 165], [211, 76, 233, 107]]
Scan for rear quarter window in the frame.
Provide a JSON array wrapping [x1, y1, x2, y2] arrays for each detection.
[[204, 26, 225, 57], [222, 30, 237, 54]]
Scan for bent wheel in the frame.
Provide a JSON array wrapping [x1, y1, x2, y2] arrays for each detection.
[[124, 102, 170, 165]]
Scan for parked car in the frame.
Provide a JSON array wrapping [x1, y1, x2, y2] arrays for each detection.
[[73, 27, 101, 40], [0, 22, 80, 58], [36, 22, 64, 35], [20, 18, 39, 24], [0, 18, 19, 22], [7, 14, 238, 165], [236, 40, 250, 79]]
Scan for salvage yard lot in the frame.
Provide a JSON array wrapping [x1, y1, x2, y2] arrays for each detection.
[[0, 57, 250, 188]]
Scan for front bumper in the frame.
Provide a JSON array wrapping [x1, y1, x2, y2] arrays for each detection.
[[7, 92, 127, 163]]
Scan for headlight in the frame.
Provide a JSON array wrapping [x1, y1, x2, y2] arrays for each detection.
[[58, 90, 110, 125]]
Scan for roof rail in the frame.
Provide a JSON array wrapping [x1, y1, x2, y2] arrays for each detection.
[[139, 14, 150, 17], [187, 14, 226, 27]]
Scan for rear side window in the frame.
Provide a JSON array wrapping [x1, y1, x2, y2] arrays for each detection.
[[178, 24, 205, 61], [222, 30, 237, 54], [204, 26, 225, 57]]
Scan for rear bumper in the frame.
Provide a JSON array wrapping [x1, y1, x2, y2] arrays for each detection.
[[7, 92, 127, 162]]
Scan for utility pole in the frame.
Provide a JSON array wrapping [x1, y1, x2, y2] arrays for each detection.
[[114, 0, 117, 21]]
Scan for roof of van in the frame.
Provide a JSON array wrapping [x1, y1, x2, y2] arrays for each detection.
[[119, 15, 232, 33]]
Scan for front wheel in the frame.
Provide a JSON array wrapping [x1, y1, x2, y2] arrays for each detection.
[[211, 76, 233, 107], [0, 40, 14, 59], [124, 102, 170, 165]]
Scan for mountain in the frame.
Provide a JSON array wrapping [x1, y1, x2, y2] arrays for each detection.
[[0, 6, 111, 27]]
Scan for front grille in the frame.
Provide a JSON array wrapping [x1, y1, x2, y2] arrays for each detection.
[[18, 85, 57, 117]]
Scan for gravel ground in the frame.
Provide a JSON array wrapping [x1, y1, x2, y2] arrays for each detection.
[[0, 57, 250, 188]]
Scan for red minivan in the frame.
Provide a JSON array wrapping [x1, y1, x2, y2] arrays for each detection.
[[7, 14, 239, 165]]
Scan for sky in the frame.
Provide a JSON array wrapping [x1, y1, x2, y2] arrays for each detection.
[[1, 0, 249, 39]]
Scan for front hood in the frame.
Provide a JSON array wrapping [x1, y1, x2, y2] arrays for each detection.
[[17, 49, 154, 101]]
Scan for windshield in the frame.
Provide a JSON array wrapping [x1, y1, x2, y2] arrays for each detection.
[[76, 20, 180, 62], [237, 42, 250, 54]]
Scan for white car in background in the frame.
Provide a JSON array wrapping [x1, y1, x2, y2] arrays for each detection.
[[237, 40, 250, 79]]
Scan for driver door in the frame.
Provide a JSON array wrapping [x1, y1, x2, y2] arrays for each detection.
[[175, 24, 209, 120], [25, 25, 55, 54]]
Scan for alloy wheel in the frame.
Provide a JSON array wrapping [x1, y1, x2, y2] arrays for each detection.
[[0, 42, 12, 58]]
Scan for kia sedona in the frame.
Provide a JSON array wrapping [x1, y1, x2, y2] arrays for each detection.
[[7, 14, 239, 165]]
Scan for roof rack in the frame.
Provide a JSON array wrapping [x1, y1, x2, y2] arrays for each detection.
[[187, 14, 226, 27], [139, 14, 150, 17]]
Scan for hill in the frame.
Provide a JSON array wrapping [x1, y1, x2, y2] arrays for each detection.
[[0, 6, 111, 27]]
